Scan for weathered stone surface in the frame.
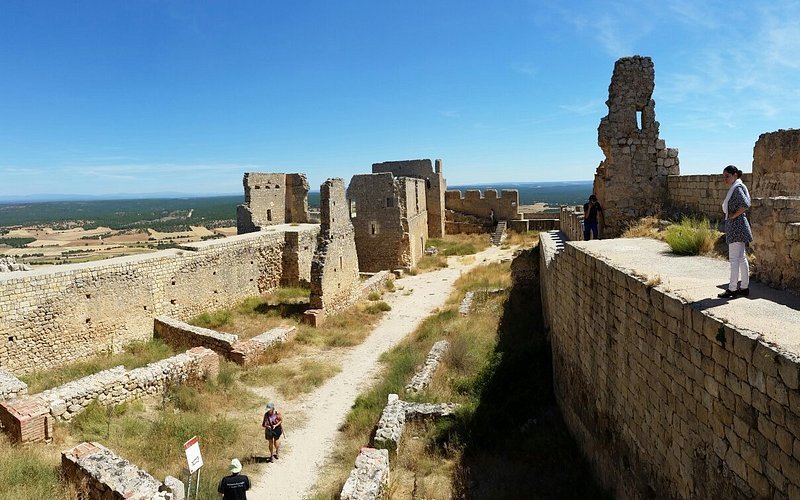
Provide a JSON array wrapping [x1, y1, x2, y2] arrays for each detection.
[[236, 172, 310, 234], [595, 56, 679, 237], [445, 188, 522, 228], [0, 367, 28, 401], [229, 325, 296, 366], [309, 178, 361, 316], [62, 442, 173, 499], [0, 256, 32, 273], [373, 159, 446, 238], [348, 172, 428, 272], [406, 340, 449, 393], [374, 394, 460, 452], [340, 447, 390, 500], [154, 315, 238, 355]]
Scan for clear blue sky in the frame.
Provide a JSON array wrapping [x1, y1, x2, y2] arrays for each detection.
[[2, 1, 798, 197]]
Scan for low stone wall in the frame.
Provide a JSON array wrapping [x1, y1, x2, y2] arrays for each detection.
[[373, 394, 459, 452], [62, 441, 178, 499], [539, 231, 800, 499], [0, 347, 218, 442], [406, 340, 449, 393], [0, 368, 27, 401], [229, 326, 296, 366], [340, 447, 390, 500], [154, 316, 239, 355], [559, 206, 583, 241], [360, 271, 393, 298], [666, 173, 753, 221]]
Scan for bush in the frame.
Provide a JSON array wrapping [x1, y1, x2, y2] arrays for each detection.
[[365, 301, 391, 314], [367, 291, 381, 301], [664, 218, 717, 255]]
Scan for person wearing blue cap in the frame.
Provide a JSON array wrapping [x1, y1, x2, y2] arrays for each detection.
[[218, 458, 250, 499], [261, 402, 283, 462]]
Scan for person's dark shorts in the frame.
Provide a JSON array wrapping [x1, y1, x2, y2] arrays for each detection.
[[266, 426, 283, 439]]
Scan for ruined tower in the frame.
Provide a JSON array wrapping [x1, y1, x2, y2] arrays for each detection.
[[595, 56, 679, 237], [236, 172, 310, 234]]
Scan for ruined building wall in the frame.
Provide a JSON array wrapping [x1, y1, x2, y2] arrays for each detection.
[[0, 227, 318, 373], [749, 129, 800, 291], [595, 56, 679, 237], [540, 232, 800, 499], [348, 173, 428, 272], [667, 174, 753, 221], [310, 179, 361, 314], [237, 172, 310, 234], [445, 189, 521, 221], [372, 159, 446, 238]]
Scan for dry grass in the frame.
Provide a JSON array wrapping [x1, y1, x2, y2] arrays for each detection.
[[428, 233, 491, 256], [240, 359, 341, 398], [415, 254, 448, 272], [502, 230, 540, 247], [622, 215, 664, 239]]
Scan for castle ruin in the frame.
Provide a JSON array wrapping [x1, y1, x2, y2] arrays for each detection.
[[595, 55, 679, 237], [237, 172, 310, 234], [372, 159, 446, 238]]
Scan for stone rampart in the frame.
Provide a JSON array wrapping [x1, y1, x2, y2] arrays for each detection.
[[751, 129, 800, 197], [667, 174, 753, 220], [340, 447, 390, 500], [539, 231, 800, 499], [750, 197, 800, 290], [559, 206, 583, 241], [445, 189, 521, 221], [0, 226, 317, 373], [62, 442, 176, 499]]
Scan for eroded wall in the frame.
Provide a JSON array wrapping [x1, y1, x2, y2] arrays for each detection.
[[0, 227, 318, 373], [595, 56, 679, 237], [372, 159, 446, 238], [539, 232, 800, 499], [310, 178, 361, 314]]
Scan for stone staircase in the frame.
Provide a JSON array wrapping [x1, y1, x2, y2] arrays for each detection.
[[491, 220, 507, 246]]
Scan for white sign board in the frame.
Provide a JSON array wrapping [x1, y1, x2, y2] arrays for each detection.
[[184, 436, 204, 474]]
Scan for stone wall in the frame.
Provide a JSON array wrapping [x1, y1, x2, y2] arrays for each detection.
[[0, 227, 317, 373], [348, 173, 429, 272], [154, 316, 239, 355], [309, 179, 361, 315], [372, 159, 446, 238], [237, 172, 310, 234], [340, 447, 390, 500], [62, 442, 176, 499], [282, 229, 317, 287], [539, 232, 800, 499], [667, 174, 753, 221], [595, 56, 680, 237], [751, 129, 800, 197], [559, 206, 583, 241], [445, 189, 521, 222]]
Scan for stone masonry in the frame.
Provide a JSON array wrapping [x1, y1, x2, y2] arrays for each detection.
[[348, 172, 428, 272], [372, 159, 446, 238], [0, 367, 27, 400], [309, 179, 361, 316], [667, 173, 753, 221], [340, 447, 390, 500], [749, 129, 800, 291], [237, 172, 310, 234], [595, 56, 679, 237], [539, 231, 800, 499], [62, 442, 176, 499], [406, 340, 449, 393], [445, 188, 521, 222], [373, 394, 459, 452], [0, 226, 317, 373]]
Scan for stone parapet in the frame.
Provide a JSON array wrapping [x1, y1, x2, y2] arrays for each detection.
[[406, 340, 449, 393], [154, 315, 239, 355], [445, 189, 521, 221], [751, 129, 800, 197], [0, 368, 27, 401], [539, 232, 800, 499], [340, 447, 390, 500], [62, 441, 174, 499]]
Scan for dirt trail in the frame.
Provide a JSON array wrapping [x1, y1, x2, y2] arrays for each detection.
[[248, 246, 511, 499]]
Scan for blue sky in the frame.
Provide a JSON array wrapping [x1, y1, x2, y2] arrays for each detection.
[[1, 1, 799, 197]]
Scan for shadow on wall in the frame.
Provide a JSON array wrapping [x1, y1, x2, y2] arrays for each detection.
[[450, 246, 610, 499]]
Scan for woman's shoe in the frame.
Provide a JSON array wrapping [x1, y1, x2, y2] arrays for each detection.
[[718, 289, 737, 299], [737, 288, 749, 296]]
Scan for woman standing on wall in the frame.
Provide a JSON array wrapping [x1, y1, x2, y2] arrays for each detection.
[[718, 165, 752, 299]]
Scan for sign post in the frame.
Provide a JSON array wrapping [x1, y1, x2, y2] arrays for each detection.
[[184, 436, 204, 499]]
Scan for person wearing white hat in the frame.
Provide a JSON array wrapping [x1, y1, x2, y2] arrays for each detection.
[[217, 458, 250, 499]]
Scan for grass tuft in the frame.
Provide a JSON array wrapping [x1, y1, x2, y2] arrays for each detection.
[[664, 217, 718, 255], [365, 301, 391, 314]]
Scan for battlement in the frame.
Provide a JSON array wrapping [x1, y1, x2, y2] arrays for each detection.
[[445, 188, 520, 221]]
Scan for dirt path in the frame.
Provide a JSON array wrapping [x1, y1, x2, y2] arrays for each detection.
[[248, 246, 512, 499]]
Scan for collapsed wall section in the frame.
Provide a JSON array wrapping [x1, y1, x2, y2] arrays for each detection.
[[309, 178, 361, 314], [539, 232, 800, 499], [595, 56, 679, 237], [0, 227, 318, 373]]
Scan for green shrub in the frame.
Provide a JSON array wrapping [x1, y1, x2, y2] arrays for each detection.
[[365, 301, 391, 314], [367, 291, 381, 301], [191, 310, 232, 328], [664, 218, 717, 255]]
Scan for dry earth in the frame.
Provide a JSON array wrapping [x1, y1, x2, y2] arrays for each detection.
[[245, 245, 514, 499]]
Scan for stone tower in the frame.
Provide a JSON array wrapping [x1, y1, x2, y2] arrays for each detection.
[[595, 56, 679, 237]]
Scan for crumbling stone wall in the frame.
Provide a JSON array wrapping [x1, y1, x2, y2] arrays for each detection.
[[372, 159, 446, 238], [348, 173, 428, 272], [0, 227, 317, 373], [340, 447, 390, 500], [667, 174, 753, 221], [309, 178, 361, 315], [595, 56, 679, 237], [62, 442, 177, 499], [0, 368, 27, 400], [237, 172, 310, 234], [445, 189, 521, 221], [539, 232, 800, 499], [750, 129, 800, 291]]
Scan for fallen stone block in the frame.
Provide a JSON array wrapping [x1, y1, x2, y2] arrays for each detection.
[[340, 447, 390, 500]]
